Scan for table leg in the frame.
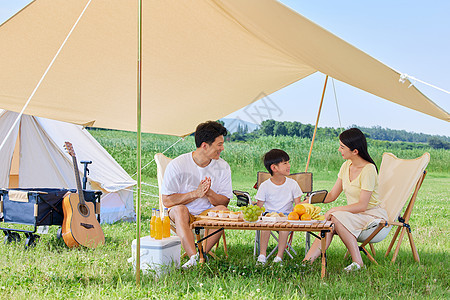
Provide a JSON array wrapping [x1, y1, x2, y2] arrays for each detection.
[[195, 228, 205, 263], [254, 230, 260, 257], [321, 230, 326, 279], [305, 232, 311, 256]]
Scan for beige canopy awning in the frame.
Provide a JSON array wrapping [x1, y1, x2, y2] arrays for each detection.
[[0, 0, 448, 136]]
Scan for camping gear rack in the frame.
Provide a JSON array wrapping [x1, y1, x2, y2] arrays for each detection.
[[0, 188, 101, 248]]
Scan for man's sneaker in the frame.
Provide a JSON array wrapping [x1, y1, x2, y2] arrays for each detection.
[[344, 262, 362, 273], [256, 254, 267, 265], [182, 253, 199, 269]]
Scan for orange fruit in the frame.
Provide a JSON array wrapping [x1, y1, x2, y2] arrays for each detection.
[[294, 204, 306, 216], [300, 213, 311, 221], [288, 212, 299, 220]]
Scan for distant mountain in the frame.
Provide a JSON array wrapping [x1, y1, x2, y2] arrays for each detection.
[[220, 118, 260, 133]]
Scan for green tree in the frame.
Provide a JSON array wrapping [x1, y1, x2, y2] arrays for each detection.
[[273, 122, 288, 136], [428, 137, 450, 150], [260, 119, 276, 136], [285, 121, 299, 137], [299, 124, 314, 139]]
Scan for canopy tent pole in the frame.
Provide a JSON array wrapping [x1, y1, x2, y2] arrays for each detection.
[[305, 75, 328, 172], [135, 0, 143, 286]]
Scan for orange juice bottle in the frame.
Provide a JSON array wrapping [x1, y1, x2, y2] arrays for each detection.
[[150, 208, 156, 238], [155, 209, 163, 240], [163, 208, 170, 238]]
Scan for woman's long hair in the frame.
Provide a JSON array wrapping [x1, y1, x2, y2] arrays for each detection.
[[339, 128, 378, 172]]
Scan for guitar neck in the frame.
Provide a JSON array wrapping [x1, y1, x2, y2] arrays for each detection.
[[71, 155, 86, 205]]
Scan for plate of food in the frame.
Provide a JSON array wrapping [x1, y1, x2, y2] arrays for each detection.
[[287, 220, 325, 225], [260, 212, 288, 222], [196, 211, 243, 222]]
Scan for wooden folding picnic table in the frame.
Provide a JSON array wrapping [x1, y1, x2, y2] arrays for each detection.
[[191, 219, 333, 278]]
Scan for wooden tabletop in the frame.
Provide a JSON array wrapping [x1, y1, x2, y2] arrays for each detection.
[[191, 219, 333, 232], [191, 219, 333, 279]]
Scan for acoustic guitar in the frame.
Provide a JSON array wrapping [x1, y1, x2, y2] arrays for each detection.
[[62, 142, 105, 248]]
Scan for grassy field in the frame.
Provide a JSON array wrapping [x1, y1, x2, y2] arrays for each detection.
[[0, 130, 448, 299], [89, 130, 450, 178]]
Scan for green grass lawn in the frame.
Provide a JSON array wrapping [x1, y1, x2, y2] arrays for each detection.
[[0, 131, 448, 299], [0, 174, 448, 299]]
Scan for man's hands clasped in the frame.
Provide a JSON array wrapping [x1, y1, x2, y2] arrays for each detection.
[[195, 177, 212, 199]]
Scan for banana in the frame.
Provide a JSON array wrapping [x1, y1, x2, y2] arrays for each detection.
[[304, 205, 323, 219], [303, 203, 314, 215], [303, 203, 314, 210], [311, 207, 320, 218]]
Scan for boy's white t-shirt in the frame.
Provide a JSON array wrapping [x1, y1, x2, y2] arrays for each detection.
[[255, 177, 303, 214], [161, 152, 233, 215]]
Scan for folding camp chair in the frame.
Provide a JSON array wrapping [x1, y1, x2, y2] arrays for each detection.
[[346, 152, 430, 264], [250, 171, 325, 259], [154, 153, 228, 259]]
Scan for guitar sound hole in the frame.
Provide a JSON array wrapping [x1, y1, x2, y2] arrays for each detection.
[[78, 204, 90, 217]]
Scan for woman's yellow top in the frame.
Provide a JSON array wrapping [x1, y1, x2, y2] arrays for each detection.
[[338, 160, 380, 209]]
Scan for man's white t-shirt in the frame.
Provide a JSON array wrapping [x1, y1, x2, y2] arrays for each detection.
[[161, 152, 233, 215], [255, 177, 303, 214]]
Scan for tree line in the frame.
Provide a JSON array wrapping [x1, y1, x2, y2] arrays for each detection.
[[227, 120, 450, 150]]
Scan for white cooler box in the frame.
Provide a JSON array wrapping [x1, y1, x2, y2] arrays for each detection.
[[130, 236, 181, 275]]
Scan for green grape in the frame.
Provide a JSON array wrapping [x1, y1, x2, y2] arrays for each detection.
[[241, 205, 263, 221]]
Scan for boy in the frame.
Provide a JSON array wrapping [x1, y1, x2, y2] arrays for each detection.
[[255, 149, 303, 264]]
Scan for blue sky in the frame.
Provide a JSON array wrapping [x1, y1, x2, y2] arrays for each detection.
[[1, 0, 449, 136], [228, 0, 450, 136]]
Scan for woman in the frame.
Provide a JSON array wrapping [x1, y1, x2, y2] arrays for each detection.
[[303, 128, 387, 272]]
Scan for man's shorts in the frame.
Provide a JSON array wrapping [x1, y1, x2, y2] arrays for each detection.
[[168, 207, 215, 226]]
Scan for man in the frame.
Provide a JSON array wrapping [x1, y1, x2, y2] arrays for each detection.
[[161, 121, 232, 269]]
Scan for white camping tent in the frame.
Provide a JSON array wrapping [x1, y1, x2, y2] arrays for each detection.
[[0, 110, 136, 224]]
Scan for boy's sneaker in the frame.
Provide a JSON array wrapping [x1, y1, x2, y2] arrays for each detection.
[[182, 253, 199, 269], [273, 256, 283, 263], [273, 256, 283, 265], [256, 254, 267, 265], [343, 262, 363, 273]]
